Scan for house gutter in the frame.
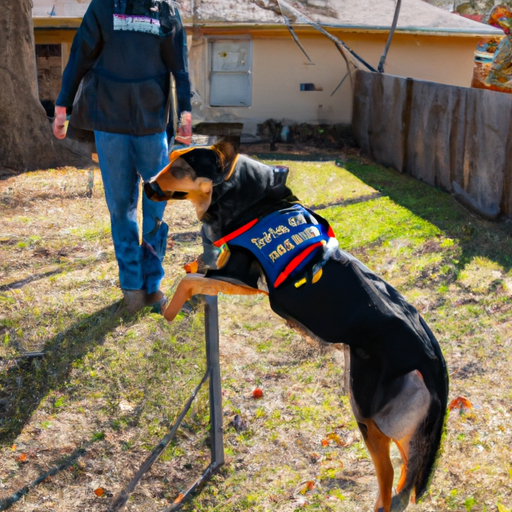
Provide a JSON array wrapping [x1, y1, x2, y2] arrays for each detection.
[[33, 17, 82, 29], [188, 22, 503, 38], [32, 17, 503, 38]]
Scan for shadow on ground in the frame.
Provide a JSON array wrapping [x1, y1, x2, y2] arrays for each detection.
[[0, 302, 125, 446]]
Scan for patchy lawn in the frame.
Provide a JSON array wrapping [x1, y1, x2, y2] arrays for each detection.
[[0, 152, 511, 512]]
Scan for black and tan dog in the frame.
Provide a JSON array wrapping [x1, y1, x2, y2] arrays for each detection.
[[145, 142, 449, 512]]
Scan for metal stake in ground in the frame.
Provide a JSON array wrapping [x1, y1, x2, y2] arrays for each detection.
[[109, 295, 225, 512], [160, 295, 225, 512], [204, 295, 225, 469]]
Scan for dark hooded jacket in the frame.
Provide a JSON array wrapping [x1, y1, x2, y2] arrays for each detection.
[[56, 0, 191, 137]]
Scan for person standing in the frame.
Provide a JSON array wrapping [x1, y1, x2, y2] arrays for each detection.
[[53, 0, 192, 312]]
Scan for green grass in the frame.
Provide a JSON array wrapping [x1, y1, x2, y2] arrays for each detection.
[[0, 158, 511, 511]]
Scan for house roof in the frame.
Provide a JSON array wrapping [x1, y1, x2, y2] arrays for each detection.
[[33, 0, 88, 19], [32, 0, 503, 36]]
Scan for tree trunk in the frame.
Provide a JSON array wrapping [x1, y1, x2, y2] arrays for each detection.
[[0, 0, 91, 172]]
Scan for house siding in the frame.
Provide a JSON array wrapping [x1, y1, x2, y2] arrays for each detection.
[[34, 22, 487, 134]]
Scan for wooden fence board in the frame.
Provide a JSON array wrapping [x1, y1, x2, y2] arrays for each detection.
[[462, 88, 511, 217], [406, 80, 466, 192], [352, 70, 372, 157], [353, 69, 512, 218], [353, 72, 408, 172]]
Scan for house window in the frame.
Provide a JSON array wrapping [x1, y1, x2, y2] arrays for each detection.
[[209, 39, 252, 107]]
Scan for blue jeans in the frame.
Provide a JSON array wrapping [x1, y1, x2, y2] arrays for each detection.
[[94, 130, 169, 293]]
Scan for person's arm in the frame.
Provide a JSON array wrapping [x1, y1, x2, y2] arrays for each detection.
[[162, 8, 192, 144], [53, 0, 104, 138]]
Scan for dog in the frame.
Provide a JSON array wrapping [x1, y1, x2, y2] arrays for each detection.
[[144, 142, 449, 512]]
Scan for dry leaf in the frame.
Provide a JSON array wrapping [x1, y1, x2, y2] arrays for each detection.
[[449, 396, 473, 411], [309, 452, 321, 463], [327, 433, 346, 446], [321, 439, 329, 447], [11, 444, 16, 451], [93, 488, 105, 497], [174, 493, 184, 503], [300, 481, 315, 494], [17, 454, 27, 463], [497, 504, 512, 512]]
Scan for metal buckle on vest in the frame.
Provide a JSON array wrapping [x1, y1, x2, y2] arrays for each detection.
[[215, 243, 231, 269], [294, 266, 323, 289], [294, 277, 307, 288], [312, 267, 323, 283]]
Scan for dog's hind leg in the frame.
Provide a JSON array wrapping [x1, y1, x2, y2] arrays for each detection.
[[393, 432, 413, 494], [373, 370, 431, 511], [358, 419, 394, 512], [352, 370, 431, 511], [389, 433, 414, 512]]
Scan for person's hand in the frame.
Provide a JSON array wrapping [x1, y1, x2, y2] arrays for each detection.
[[175, 111, 192, 145], [53, 106, 68, 139]]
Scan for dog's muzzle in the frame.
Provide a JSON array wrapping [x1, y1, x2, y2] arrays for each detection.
[[144, 181, 188, 202]]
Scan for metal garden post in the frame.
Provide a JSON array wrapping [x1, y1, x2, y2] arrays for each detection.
[[204, 295, 225, 470]]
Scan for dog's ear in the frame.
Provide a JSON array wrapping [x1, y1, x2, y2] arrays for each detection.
[[211, 140, 238, 182], [179, 148, 224, 184], [177, 141, 238, 185]]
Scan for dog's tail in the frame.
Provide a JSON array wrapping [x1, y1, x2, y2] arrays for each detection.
[[393, 321, 449, 509], [391, 394, 447, 511], [412, 391, 447, 498]]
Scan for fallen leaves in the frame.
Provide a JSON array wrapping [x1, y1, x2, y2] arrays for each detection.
[[321, 432, 348, 447], [309, 452, 321, 463], [300, 480, 315, 494], [93, 488, 105, 497], [449, 396, 473, 412]]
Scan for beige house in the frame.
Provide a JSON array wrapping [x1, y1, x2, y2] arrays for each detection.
[[32, 0, 502, 135]]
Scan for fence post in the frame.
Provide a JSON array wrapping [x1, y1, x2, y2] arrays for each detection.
[[204, 295, 225, 468]]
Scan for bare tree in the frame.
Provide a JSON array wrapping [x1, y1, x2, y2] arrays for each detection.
[[0, 0, 91, 172]]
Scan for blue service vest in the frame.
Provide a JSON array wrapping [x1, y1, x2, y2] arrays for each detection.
[[214, 205, 336, 288]]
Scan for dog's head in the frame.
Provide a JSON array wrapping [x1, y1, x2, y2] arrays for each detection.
[[144, 141, 237, 219]]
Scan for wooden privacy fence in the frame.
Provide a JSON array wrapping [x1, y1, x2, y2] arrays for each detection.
[[352, 69, 512, 219]]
